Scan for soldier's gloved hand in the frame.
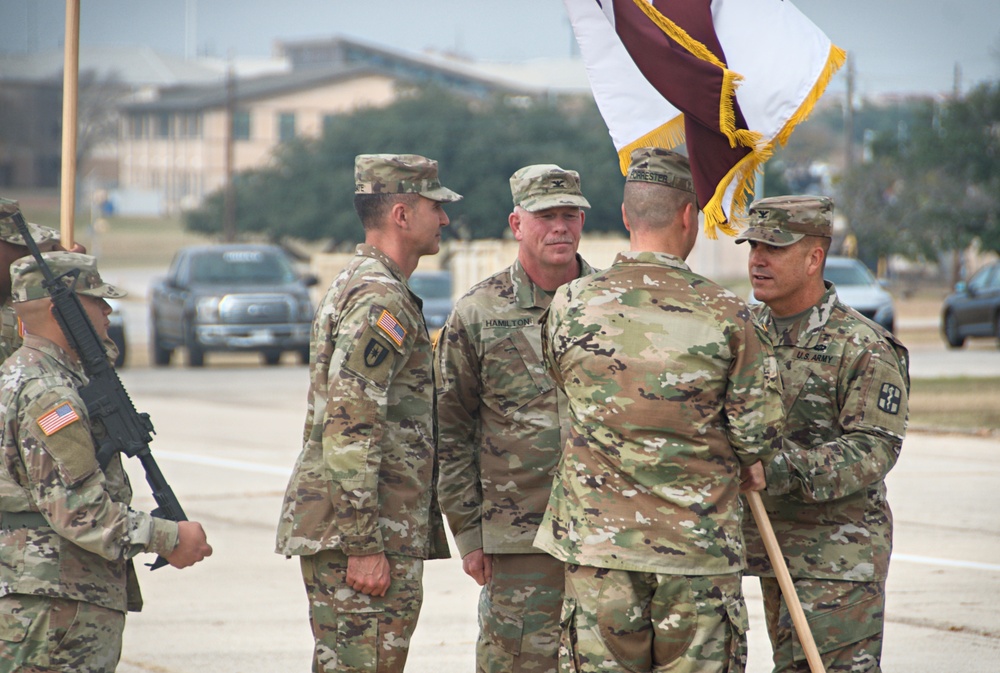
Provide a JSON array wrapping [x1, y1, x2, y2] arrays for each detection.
[[740, 461, 767, 492], [347, 552, 391, 597], [462, 548, 493, 586], [166, 521, 213, 569]]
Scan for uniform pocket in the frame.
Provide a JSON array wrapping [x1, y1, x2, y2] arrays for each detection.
[[481, 332, 551, 417], [0, 611, 29, 643], [724, 593, 750, 671], [334, 609, 382, 672], [791, 591, 882, 662], [480, 590, 524, 656]]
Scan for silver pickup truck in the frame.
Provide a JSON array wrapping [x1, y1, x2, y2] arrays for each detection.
[[149, 244, 316, 367]]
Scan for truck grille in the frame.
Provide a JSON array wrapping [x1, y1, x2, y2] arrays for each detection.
[[219, 294, 295, 324]]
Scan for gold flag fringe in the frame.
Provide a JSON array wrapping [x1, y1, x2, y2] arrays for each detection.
[[776, 44, 847, 147], [616, 115, 687, 174], [631, 0, 725, 69]]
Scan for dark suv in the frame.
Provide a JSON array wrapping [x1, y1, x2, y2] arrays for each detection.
[[149, 244, 316, 366], [942, 260, 1000, 348]]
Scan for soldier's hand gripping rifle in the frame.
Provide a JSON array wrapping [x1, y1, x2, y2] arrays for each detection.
[[3, 198, 185, 570]]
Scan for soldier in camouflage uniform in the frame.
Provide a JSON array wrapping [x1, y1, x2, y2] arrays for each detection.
[[436, 164, 594, 673], [275, 154, 458, 673], [736, 196, 909, 673], [535, 148, 784, 673], [0, 252, 212, 673]]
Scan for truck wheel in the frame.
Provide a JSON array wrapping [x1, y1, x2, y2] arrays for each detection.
[[262, 350, 282, 366], [297, 346, 310, 365], [151, 325, 172, 366], [187, 345, 205, 367]]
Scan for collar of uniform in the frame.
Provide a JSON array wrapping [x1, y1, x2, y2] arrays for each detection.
[[612, 249, 690, 271], [21, 333, 88, 383], [510, 255, 593, 310], [355, 243, 407, 284], [763, 281, 838, 347]]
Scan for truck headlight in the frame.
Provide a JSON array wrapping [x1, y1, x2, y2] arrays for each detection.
[[196, 296, 222, 323]]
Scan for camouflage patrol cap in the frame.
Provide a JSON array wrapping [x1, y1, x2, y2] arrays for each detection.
[[625, 148, 695, 193], [735, 195, 834, 247], [11, 252, 127, 303], [0, 198, 58, 247], [510, 164, 590, 213], [354, 154, 462, 203]]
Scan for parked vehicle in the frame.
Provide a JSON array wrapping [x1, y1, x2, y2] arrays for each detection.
[[823, 256, 896, 333], [409, 270, 453, 334], [107, 298, 127, 367], [149, 244, 316, 367], [941, 260, 1000, 349]]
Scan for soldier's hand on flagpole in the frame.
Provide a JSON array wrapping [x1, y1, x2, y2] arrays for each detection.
[[740, 461, 767, 492]]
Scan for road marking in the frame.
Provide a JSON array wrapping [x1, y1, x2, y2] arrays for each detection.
[[894, 553, 1000, 573], [155, 450, 291, 477], [153, 451, 1000, 574]]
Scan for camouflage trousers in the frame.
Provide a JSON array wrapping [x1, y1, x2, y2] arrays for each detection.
[[760, 577, 885, 673], [0, 594, 125, 673], [559, 564, 749, 673], [300, 551, 424, 673], [477, 552, 563, 673]]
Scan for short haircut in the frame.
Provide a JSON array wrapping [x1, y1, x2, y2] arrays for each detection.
[[353, 193, 419, 230], [623, 181, 697, 230]]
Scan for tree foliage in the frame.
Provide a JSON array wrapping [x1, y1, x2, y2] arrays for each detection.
[[185, 87, 626, 246]]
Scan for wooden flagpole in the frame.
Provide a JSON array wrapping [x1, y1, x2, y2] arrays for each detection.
[[746, 491, 827, 673], [59, 0, 81, 248]]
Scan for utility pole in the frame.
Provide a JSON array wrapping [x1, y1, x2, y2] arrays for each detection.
[[222, 65, 237, 243], [950, 62, 963, 287]]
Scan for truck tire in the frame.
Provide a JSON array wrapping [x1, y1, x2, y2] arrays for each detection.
[[151, 324, 172, 366]]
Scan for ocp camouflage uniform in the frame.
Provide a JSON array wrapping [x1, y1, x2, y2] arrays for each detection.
[[436, 255, 595, 673], [0, 301, 21, 362], [275, 243, 451, 673], [0, 334, 179, 673], [536, 249, 784, 672], [744, 284, 909, 673]]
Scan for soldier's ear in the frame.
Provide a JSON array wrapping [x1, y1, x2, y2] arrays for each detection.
[[508, 209, 524, 241]]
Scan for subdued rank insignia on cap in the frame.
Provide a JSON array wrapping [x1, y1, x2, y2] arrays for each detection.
[[364, 339, 389, 368], [376, 309, 406, 347], [877, 383, 902, 415], [37, 402, 80, 436]]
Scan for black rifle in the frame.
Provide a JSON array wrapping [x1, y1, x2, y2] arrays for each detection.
[[5, 199, 185, 570]]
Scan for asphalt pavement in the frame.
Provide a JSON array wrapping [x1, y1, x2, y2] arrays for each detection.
[[107, 365, 1000, 673]]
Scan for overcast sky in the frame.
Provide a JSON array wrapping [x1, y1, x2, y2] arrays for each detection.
[[2, 0, 998, 96]]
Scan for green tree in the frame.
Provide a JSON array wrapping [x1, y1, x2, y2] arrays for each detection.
[[185, 87, 626, 245]]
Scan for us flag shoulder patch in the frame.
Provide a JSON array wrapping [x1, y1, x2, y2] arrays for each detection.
[[376, 309, 406, 347], [37, 403, 81, 436]]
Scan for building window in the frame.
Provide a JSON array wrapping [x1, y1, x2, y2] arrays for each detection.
[[232, 110, 251, 141], [181, 113, 202, 138], [156, 113, 172, 138], [278, 112, 296, 142]]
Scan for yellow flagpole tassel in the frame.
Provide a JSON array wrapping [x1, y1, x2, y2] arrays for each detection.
[[617, 115, 687, 174]]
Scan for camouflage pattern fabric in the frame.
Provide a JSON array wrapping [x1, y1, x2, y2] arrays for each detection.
[[508, 165, 590, 212], [735, 195, 834, 247], [436, 257, 595, 673], [0, 594, 126, 672], [0, 199, 59, 247], [300, 550, 423, 673], [354, 154, 462, 203], [0, 302, 21, 363], [743, 283, 909, 582], [10, 252, 127, 303], [761, 577, 885, 673], [0, 335, 179, 616], [535, 250, 784, 575], [275, 243, 450, 560], [559, 564, 748, 673], [435, 257, 596, 557], [476, 553, 564, 673]]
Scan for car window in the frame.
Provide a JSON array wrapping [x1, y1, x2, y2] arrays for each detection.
[[824, 261, 875, 287], [968, 265, 996, 291], [189, 250, 297, 285], [409, 273, 452, 300]]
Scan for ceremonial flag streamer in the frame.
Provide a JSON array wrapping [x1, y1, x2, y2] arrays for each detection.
[[565, 0, 845, 237]]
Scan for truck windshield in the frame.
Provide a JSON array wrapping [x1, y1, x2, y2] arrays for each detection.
[[189, 250, 297, 285]]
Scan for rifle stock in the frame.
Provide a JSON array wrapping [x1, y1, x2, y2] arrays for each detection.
[[5, 199, 187, 570]]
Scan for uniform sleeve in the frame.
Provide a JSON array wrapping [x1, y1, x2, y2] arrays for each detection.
[[765, 341, 908, 502], [321, 297, 410, 556], [540, 291, 569, 391], [434, 307, 485, 557], [723, 315, 784, 466], [19, 387, 180, 561]]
